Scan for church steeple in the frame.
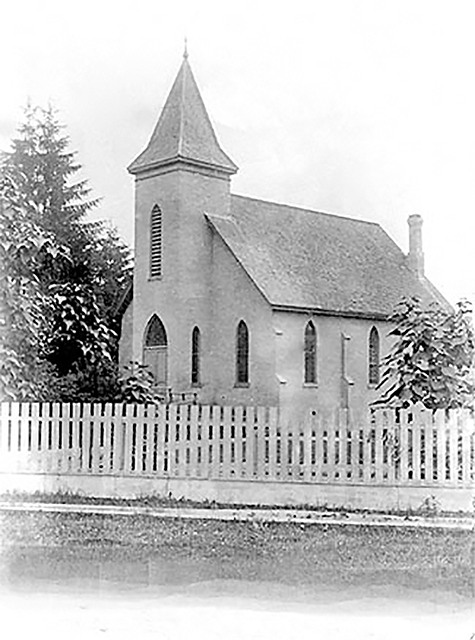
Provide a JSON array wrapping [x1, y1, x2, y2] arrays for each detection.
[[128, 55, 238, 176]]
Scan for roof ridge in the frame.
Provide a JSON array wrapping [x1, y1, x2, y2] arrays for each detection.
[[231, 193, 381, 226]]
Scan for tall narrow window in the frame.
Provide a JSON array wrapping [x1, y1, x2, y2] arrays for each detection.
[[304, 321, 317, 384], [150, 205, 162, 278], [236, 320, 249, 385], [143, 315, 168, 386], [191, 326, 201, 386], [368, 326, 380, 385]]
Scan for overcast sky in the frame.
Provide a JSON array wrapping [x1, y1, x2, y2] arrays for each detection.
[[2, 0, 474, 305]]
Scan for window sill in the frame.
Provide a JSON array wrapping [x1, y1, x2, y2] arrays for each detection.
[[148, 276, 163, 282], [367, 383, 379, 390], [303, 383, 318, 388], [234, 382, 250, 389]]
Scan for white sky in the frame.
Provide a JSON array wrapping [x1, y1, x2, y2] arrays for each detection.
[[1, 0, 474, 305]]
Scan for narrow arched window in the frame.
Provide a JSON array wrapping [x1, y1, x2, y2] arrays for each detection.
[[143, 315, 167, 385], [236, 321, 249, 385], [304, 321, 317, 384], [150, 205, 162, 278], [144, 315, 167, 347], [368, 326, 380, 385], [191, 326, 201, 386]]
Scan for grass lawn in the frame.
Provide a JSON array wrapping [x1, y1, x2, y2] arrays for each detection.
[[0, 510, 473, 598]]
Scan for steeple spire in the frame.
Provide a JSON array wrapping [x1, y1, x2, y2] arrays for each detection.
[[128, 55, 237, 176], [183, 37, 188, 59]]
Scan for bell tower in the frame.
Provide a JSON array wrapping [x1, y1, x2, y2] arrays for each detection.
[[128, 51, 238, 394]]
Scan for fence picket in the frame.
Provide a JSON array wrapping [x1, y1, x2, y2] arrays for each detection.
[[153, 405, 165, 476], [267, 407, 278, 481], [423, 410, 434, 484], [324, 411, 334, 482], [210, 405, 221, 479], [302, 411, 312, 483], [309, 410, 320, 482], [243, 407, 254, 480], [283, 419, 294, 481], [122, 405, 133, 474], [412, 406, 422, 484], [461, 409, 472, 485], [374, 410, 384, 484], [220, 406, 231, 479], [448, 411, 458, 485], [185, 405, 197, 478]]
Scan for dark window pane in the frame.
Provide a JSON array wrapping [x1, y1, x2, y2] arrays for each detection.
[[236, 321, 249, 384], [304, 321, 317, 383], [144, 315, 167, 347], [368, 326, 380, 385], [191, 326, 200, 385]]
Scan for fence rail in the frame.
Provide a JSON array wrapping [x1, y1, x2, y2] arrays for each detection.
[[0, 403, 474, 488]]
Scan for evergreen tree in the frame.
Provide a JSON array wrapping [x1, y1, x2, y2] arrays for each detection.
[[0, 155, 60, 400], [3, 104, 132, 399]]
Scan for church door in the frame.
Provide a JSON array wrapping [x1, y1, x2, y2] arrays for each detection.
[[143, 315, 168, 386]]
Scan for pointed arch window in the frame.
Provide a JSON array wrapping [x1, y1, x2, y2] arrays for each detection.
[[304, 321, 317, 384], [143, 315, 168, 386], [368, 326, 380, 386], [191, 326, 201, 386], [236, 320, 249, 385], [150, 205, 162, 278]]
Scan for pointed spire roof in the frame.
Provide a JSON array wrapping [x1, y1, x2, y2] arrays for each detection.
[[128, 54, 238, 176]]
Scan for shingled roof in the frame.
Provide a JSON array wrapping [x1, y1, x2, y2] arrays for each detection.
[[206, 195, 444, 319], [128, 54, 237, 176]]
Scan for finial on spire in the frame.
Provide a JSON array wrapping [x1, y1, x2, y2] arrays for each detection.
[[183, 37, 188, 59]]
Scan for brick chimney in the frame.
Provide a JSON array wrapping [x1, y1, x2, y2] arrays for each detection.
[[407, 214, 424, 278]]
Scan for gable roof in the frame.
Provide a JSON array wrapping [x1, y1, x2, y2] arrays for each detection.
[[206, 195, 445, 319], [128, 55, 238, 176]]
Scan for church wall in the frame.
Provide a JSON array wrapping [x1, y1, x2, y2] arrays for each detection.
[[273, 310, 394, 423], [204, 231, 278, 407], [118, 301, 133, 371]]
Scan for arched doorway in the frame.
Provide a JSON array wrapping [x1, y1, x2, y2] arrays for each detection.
[[143, 315, 168, 386]]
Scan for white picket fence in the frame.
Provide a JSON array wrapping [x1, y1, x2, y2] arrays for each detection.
[[0, 402, 474, 488]]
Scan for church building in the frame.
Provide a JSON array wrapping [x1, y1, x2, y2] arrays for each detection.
[[119, 52, 445, 420]]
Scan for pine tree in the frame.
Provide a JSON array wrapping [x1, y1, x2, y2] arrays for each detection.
[[0, 155, 60, 399], [3, 104, 132, 399]]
